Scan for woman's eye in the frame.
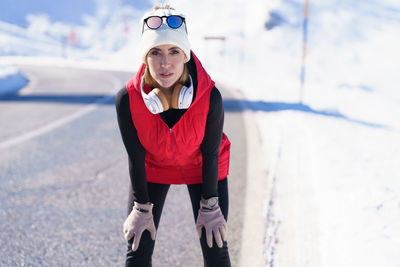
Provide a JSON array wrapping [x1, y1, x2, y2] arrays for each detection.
[[170, 49, 180, 55], [150, 50, 160, 56]]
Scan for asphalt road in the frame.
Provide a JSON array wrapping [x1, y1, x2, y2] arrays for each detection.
[[0, 65, 247, 266]]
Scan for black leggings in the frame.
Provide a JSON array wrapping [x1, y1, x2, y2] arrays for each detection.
[[125, 178, 231, 267]]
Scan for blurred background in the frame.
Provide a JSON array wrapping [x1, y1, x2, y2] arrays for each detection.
[[1, 0, 400, 266]]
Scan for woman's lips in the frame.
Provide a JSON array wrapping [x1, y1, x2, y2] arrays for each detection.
[[159, 73, 173, 79]]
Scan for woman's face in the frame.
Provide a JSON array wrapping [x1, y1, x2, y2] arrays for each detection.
[[146, 44, 186, 89]]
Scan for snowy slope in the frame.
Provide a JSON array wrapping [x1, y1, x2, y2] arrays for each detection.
[[0, 0, 147, 94], [233, 1, 400, 266]]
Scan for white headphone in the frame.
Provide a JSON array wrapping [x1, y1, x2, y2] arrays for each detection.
[[141, 75, 194, 114]]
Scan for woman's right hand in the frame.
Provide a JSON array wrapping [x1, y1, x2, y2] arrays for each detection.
[[123, 201, 156, 251], [196, 201, 228, 248]]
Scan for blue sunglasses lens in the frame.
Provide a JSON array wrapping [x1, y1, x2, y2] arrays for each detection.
[[167, 16, 183, 28]]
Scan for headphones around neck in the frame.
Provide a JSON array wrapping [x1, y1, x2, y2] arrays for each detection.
[[141, 75, 194, 114]]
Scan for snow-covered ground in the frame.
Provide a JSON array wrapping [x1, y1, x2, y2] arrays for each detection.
[[232, 1, 400, 266], [0, 64, 28, 95], [1, 0, 400, 266]]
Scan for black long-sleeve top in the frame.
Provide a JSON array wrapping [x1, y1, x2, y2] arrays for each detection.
[[115, 60, 225, 204]]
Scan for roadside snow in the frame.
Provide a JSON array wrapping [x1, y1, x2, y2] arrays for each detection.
[[0, 64, 29, 95], [234, 1, 400, 266]]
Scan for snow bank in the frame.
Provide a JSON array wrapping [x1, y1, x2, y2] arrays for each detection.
[[0, 64, 29, 95]]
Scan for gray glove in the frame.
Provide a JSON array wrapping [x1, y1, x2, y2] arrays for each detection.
[[123, 201, 156, 252], [196, 201, 228, 248]]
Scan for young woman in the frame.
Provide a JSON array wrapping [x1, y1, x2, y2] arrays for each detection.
[[115, 5, 231, 266]]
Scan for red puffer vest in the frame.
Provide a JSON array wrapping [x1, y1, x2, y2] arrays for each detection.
[[126, 52, 230, 184]]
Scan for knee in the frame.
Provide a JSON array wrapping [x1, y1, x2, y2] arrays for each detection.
[[125, 231, 155, 267], [199, 229, 231, 267]]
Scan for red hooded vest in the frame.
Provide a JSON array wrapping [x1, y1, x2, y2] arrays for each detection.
[[126, 52, 230, 184]]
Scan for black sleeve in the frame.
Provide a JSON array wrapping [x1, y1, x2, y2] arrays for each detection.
[[200, 86, 224, 199], [115, 87, 150, 204]]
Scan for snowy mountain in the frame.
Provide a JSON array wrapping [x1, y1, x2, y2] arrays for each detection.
[[0, 0, 153, 59]]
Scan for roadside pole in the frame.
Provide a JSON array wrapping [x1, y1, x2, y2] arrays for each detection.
[[299, 0, 310, 103]]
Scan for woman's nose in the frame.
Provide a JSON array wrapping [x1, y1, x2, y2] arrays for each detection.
[[161, 55, 169, 67]]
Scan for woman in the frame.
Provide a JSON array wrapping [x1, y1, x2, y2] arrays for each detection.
[[115, 4, 231, 266]]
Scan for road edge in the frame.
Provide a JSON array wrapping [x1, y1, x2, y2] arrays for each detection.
[[227, 90, 269, 267]]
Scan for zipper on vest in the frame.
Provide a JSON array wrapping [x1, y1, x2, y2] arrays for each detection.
[[168, 127, 186, 184]]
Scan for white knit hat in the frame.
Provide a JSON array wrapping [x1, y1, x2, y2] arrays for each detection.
[[140, 6, 191, 63]]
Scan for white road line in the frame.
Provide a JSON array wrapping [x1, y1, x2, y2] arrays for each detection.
[[0, 73, 121, 151]]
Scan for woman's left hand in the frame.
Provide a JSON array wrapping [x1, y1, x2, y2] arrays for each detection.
[[123, 201, 156, 252], [195, 203, 228, 248]]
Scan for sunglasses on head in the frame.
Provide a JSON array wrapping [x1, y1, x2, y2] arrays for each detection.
[[142, 15, 187, 33]]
